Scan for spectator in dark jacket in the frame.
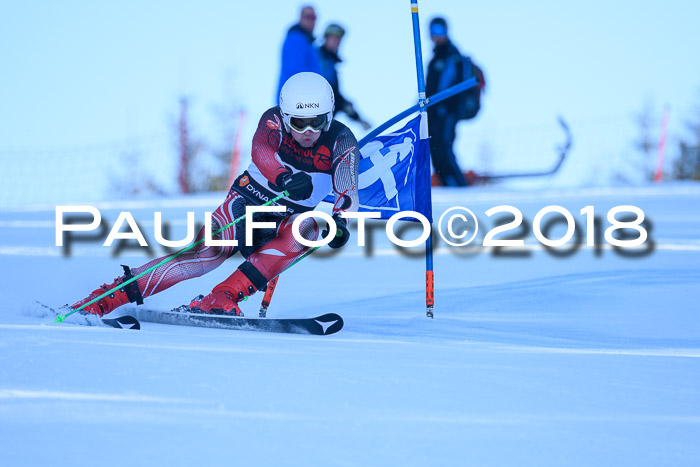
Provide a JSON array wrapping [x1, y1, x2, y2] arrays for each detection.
[[426, 17, 467, 187], [277, 5, 322, 100], [319, 24, 371, 130]]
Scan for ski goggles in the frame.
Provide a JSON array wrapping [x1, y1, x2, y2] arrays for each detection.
[[286, 114, 329, 133]]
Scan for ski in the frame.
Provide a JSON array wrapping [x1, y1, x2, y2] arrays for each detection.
[[132, 309, 344, 336]]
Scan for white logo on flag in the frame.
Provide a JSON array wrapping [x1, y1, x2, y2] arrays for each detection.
[[359, 133, 415, 201]]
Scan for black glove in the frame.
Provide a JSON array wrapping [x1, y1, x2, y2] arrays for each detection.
[[322, 214, 350, 249], [276, 171, 313, 201]]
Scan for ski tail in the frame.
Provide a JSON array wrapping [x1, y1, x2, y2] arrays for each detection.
[[34, 301, 140, 330], [102, 315, 141, 329]]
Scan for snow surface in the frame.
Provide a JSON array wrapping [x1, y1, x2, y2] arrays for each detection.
[[1, 183, 700, 466]]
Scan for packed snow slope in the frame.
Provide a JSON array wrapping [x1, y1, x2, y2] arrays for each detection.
[[1, 183, 699, 466]]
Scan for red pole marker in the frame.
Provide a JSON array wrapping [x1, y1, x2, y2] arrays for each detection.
[[259, 276, 279, 318], [654, 106, 670, 183], [426, 270, 434, 318]]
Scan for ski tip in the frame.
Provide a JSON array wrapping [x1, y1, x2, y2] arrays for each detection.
[[313, 313, 344, 335], [54, 315, 65, 323]]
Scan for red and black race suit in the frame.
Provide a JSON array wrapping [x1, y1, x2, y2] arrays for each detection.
[[230, 106, 359, 217]]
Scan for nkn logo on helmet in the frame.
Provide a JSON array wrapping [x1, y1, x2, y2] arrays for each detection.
[[296, 102, 320, 109]]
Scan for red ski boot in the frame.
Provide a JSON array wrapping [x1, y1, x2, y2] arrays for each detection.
[[71, 266, 144, 317], [71, 278, 131, 317], [189, 270, 257, 316]]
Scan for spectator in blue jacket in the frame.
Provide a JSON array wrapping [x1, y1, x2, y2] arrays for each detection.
[[277, 6, 322, 100]]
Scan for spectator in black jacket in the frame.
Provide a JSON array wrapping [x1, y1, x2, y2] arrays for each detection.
[[319, 23, 371, 130], [426, 17, 468, 186]]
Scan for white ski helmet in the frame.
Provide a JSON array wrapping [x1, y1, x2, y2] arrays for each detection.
[[279, 72, 335, 133]]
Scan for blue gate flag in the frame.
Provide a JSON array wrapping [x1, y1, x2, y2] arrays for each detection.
[[325, 115, 433, 222]]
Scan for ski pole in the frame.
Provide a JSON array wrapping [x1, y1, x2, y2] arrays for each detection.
[[55, 191, 290, 323]]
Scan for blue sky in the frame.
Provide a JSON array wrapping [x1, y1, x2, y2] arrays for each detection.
[[1, 0, 699, 202]]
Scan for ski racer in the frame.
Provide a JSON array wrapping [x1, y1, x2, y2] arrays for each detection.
[[70, 72, 360, 317]]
